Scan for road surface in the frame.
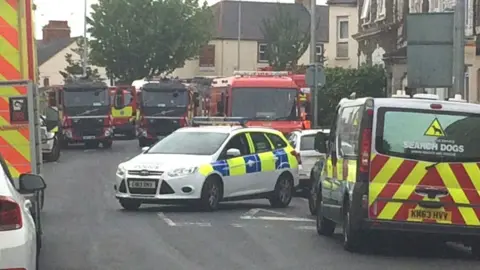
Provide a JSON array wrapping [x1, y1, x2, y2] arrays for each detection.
[[39, 140, 479, 270]]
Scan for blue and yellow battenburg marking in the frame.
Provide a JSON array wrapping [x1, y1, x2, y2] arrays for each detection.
[[199, 148, 298, 177]]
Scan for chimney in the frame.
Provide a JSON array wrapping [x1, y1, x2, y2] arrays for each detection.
[[42, 20, 71, 43]]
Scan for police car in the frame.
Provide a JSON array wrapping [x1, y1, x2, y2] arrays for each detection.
[[114, 117, 300, 211], [311, 91, 480, 256]]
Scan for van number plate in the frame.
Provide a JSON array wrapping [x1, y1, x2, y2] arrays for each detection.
[[129, 181, 156, 189], [408, 209, 452, 222]]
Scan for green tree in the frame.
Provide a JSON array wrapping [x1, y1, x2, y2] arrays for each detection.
[[260, 5, 315, 71], [87, 0, 214, 83], [316, 65, 386, 126], [59, 37, 104, 82]]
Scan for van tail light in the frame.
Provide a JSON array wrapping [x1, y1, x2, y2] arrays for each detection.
[[291, 150, 302, 165], [0, 196, 22, 231], [360, 128, 372, 173]]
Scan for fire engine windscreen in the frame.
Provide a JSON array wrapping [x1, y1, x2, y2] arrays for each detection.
[[141, 89, 188, 116], [63, 88, 110, 116], [376, 108, 480, 162], [231, 88, 298, 120]]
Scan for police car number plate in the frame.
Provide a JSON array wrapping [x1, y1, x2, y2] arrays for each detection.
[[408, 209, 452, 222], [129, 180, 155, 189]]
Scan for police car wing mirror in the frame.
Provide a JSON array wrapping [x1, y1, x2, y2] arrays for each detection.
[[226, 148, 241, 158], [314, 132, 327, 153], [19, 173, 46, 192]]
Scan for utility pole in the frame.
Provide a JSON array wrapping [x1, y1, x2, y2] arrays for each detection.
[[452, 0, 465, 96], [237, 0, 242, 70], [82, 0, 88, 77], [309, 0, 318, 128]]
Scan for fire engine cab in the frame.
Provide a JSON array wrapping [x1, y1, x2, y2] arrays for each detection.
[[207, 71, 310, 134]]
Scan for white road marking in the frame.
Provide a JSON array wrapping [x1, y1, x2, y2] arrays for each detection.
[[240, 208, 261, 218], [294, 225, 316, 231], [157, 212, 177, 226], [240, 216, 315, 222], [231, 223, 244, 228], [180, 222, 212, 227], [298, 197, 309, 203]]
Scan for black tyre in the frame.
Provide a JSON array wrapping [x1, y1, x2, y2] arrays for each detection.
[[44, 137, 60, 162], [308, 175, 317, 215], [342, 200, 364, 252], [200, 177, 222, 211], [119, 199, 141, 211], [315, 191, 335, 236], [269, 173, 294, 208], [103, 140, 113, 149]]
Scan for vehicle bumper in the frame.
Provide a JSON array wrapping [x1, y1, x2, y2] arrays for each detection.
[[363, 219, 480, 242], [0, 229, 35, 270], [114, 173, 205, 203], [113, 122, 135, 134]]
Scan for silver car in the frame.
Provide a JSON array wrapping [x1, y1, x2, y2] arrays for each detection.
[[287, 129, 329, 194]]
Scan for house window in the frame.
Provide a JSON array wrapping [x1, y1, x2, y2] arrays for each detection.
[[316, 43, 324, 63], [199, 45, 215, 68], [376, 0, 386, 19], [336, 17, 348, 58], [360, 0, 371, 24], [258, 43, 268, 62]]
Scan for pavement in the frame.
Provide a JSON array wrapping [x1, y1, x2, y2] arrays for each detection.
[[39, 140, 479, 270]]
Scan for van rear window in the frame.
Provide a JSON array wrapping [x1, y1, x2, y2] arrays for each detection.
[[376, 108, 480, 162]]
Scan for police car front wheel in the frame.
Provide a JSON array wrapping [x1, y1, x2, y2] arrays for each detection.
[[269, 173, 293, 208], [200, 177, 222, 211]]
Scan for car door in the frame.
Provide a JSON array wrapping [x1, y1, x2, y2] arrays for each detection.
[[246, 132, 276, 193], [216, 132, 252, 197]]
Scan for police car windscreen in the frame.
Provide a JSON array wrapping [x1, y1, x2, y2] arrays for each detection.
[[147, 132, 228, 155], [142, 89, 187, 107], [231, 88, 298, 120], [376, 108, 480, 161], [64, 89, 109, 107]]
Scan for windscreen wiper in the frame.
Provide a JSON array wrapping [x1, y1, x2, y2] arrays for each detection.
[[77, 108, 100, 116]]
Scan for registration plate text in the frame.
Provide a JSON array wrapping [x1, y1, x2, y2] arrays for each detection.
[[83, 136, 96, 140], [408, 209, 452, 221], [129, 181, 155, 189]]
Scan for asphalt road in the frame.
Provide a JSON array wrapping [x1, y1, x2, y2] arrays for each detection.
[[39, 140, 479, 270]]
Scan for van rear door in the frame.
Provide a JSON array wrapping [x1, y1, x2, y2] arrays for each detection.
[[369, 107, 480, 227]]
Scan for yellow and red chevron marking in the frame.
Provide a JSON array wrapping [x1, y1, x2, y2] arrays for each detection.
[[0, 0, 32, 178], [368, 154, 480, 227]]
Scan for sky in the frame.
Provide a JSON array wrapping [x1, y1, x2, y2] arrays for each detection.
[[33, 0, 327, 39]]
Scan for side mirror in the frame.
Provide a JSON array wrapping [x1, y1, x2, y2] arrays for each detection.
[[314, 131, 327, 153], [226, 148, 241, 158], [19, 173, 46, 193], [141, 146, 150, 152]]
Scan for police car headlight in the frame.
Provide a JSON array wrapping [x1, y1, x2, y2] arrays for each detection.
[[116, 164, 126, 176], [167, 167, 198, 178]]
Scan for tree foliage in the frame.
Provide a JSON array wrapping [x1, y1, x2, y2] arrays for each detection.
[[59, 38, 104, 82], [260, 5, 315, 71], [316, 65, 387, 126], [87, 0, 214, 83]]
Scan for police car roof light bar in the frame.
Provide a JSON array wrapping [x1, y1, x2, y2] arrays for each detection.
[[233, 71, 290, 77], [191, 116, 248, 128]]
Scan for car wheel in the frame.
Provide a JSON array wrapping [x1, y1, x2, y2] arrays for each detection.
[[308, 175, 317, 215], [342, 199, 364, 252], [315, 191, 335, 236], [269, 173, 293, 208], [200, 177, 222, 211], [45, 137, 60, 162], [119, 199, 141, 211]]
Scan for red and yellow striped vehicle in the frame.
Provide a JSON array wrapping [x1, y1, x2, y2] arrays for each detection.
[[310, 91, 480, 256]]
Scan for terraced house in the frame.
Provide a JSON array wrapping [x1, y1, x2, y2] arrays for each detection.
[[354, 0, 478, 100]]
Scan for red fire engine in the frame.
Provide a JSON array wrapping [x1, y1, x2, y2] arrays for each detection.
[[109, 86, 137, 138], [204, 71, 310, 133], [46, 80, 114, 148], [133, 78, 200, 147]]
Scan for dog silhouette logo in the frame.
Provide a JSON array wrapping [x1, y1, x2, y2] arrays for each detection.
[[424, 118, 445, 137]]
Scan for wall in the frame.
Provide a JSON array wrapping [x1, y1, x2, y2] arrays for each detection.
[[325, 4, 359, 68], [170, 39, 326, 78], [38, 41, 109, 86]]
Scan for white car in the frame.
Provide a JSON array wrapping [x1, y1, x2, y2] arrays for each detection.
[[0, 156, 46, 270], [115, 125, 300, 211], [40, 115, 60, 162], [288, 129, 330, 193]]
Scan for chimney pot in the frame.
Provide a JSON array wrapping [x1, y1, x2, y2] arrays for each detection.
[[42, 20, 71, 43]]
